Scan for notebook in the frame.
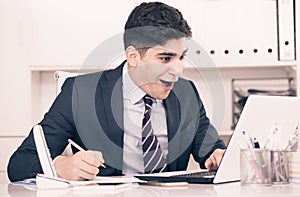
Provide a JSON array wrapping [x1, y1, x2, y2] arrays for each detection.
[[33, 124, 57, 177], [134, 95, 300, 184], [32, 124, 139, 189]]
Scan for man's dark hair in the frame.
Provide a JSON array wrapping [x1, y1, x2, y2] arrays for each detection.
[[124, 2, 192, 56]]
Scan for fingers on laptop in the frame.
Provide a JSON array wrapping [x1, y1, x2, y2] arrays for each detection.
[[205, 149, 226, 170], [205, 156, 216, 170]]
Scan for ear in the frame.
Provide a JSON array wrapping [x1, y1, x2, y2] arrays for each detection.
[[125, 46, 140, 68]]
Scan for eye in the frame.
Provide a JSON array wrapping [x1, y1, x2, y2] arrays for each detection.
[[160, 56, 171, 62]]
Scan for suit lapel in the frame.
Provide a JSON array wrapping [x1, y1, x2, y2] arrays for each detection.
[[96, 64, 124, 172], [163, 91, 181, 171]]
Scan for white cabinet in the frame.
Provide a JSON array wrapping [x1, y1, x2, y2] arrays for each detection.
[[27, 0, 297, 68], [28, 0, 137, 67], [0, 0, 31, 134], [170, 0, 295, 67]]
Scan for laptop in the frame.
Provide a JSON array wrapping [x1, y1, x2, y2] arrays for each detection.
[[135, 95, 300, 184]]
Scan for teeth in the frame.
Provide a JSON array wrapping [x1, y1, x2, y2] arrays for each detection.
[[160, 80, 172, 87], [165, 81, 172, 87]]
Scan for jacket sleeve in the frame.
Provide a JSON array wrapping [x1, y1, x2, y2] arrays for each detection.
[[190, 82, 226, 169], [7, 78, 77, 182]]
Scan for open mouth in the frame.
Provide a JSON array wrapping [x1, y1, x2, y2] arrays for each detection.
[[160, 79, 173, 87]]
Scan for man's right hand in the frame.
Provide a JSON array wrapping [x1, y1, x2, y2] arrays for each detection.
[[53, 151, 101, 180]]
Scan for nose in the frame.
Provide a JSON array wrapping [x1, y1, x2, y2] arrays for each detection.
[[168, 59, 183, 76]]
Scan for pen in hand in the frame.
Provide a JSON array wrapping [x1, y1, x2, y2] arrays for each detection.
[[67, 139, 106, 168]]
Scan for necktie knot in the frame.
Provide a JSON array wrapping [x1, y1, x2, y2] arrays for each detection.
[[143, 95, 154, 107]]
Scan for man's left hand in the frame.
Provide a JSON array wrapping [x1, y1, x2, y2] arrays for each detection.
[[204, 149, 225, 171]]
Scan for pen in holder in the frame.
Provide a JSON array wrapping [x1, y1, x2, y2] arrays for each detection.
[[240, 148, 271, 186], [271, 150, 289, 184]]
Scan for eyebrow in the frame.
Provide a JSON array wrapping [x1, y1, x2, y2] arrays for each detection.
[[157, 49, 189, 57], [157, 52, 176, 57]]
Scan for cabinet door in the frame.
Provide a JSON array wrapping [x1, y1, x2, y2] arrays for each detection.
[[0, 0, 31, 134], [169, 0, 293, 67], [28, 0, 137, 67]]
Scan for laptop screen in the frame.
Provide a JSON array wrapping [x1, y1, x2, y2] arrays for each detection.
[[135, 95, 300, 184], [214, 95, 300, 183]]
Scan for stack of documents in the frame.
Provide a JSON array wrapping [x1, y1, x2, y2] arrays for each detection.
[[289, 152, 300, 183]]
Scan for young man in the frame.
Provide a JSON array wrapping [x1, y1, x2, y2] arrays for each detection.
[[8, 2, 226, 182]]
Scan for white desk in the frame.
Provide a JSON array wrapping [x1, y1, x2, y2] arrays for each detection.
[[1, 182, 300, 197]]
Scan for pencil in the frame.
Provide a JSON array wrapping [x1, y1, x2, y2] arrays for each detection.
[[67, 139, 106, 168], [67, 139, 85, 151]]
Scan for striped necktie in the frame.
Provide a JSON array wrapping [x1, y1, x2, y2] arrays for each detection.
[[142, 95, 167, 173]]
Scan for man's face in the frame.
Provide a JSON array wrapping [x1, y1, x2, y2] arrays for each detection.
[[127, 37, 188, 100]]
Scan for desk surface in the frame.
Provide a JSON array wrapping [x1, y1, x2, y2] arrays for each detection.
[[1, 182, 300, 197]]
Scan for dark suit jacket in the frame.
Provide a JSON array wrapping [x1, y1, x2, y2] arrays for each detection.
[[7, 62, 226, 182]]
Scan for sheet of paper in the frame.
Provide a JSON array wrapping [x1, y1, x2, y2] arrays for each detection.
[[35, 174, 142, 189], [69, 175, 142, 186]]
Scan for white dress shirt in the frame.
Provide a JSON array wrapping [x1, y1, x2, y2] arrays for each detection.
[[122, 64, 168, 174]]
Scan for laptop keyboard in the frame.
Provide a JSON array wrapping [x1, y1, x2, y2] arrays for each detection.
[[172, 171, 217, 178], [134, 170, 217, 183]]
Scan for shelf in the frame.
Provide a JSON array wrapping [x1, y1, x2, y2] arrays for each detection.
[[29, 65, 80, 71], [0, 131, 27, 137], [29, 65, 114, 73], [29, 61, 297, 73]]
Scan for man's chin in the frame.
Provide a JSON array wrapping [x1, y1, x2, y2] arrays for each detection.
[[157, 91, 172, 100]]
